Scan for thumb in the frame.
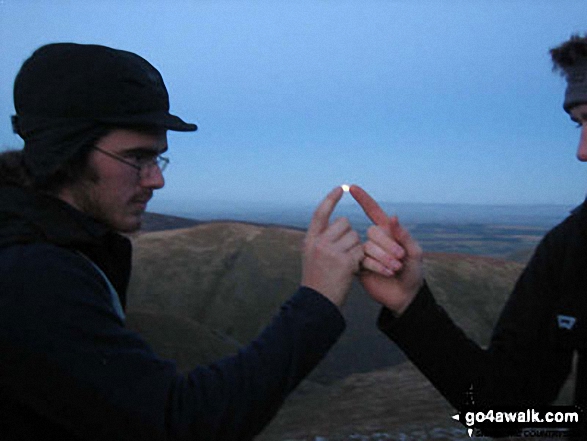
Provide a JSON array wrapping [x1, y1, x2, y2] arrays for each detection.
[[389, 216, 421, 258]]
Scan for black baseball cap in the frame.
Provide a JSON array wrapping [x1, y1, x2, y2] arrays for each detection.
[[12, 42, 197, 136]]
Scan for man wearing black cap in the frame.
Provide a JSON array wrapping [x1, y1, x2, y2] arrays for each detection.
[[0, 43, 364, 440], [347, 34, 587, 438]]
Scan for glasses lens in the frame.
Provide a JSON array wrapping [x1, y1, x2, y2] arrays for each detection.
[[157, 156, 169, 172], [137, 155, 169, 178]]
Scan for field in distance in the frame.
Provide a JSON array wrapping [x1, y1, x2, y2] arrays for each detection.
[[405, 222, 547, 261], [140, 211, 556, 262]]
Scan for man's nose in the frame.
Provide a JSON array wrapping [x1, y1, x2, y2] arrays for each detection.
[[140, 165, 165, 189], [577, 126, 587, 162]]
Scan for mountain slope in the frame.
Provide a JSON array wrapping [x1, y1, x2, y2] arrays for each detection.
[[125, 220, 554, 440], [126, 222, 523, 376]]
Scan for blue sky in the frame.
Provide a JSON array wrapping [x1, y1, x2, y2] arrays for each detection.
[[1, 1, 586, 209]]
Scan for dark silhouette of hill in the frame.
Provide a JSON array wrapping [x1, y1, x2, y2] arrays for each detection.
[[139, 211, 306, 234], [138, 212, 203, 232], [125, 215, 572, 440]]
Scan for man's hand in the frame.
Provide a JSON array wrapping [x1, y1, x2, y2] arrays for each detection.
[[349, 185, 424, 315], [302, 187, 364, 308]]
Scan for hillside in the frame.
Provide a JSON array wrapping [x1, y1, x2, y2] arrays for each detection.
[[124, 217, 570, 439], [137, 212, 203, 232]]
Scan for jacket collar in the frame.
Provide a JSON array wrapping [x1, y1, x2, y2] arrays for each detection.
[[571, 197, 587, 218], [0, 186, 132, 305]]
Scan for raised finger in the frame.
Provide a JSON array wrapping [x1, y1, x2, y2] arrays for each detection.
[[307, 186, 344, 238], [349, 185, 390, 227]]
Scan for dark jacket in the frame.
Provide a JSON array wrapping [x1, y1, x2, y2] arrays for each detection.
[[0, 186, 345, 441], [378, 199, 587, 436]]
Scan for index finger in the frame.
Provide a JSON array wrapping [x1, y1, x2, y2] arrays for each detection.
[[307, 186, 344, 238], [349, 184, 390, 227]]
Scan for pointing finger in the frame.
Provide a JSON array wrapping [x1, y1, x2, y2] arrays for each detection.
[[307, 186, 344, 238], [349, 185, 390, 228]]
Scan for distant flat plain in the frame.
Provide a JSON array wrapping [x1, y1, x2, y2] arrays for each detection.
[[147, 199, 578, 261]]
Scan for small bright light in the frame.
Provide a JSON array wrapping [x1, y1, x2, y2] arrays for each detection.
[[341, 184, 350, 192]]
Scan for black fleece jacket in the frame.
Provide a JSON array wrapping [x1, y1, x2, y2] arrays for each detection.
[[0, 186, 345, 441]]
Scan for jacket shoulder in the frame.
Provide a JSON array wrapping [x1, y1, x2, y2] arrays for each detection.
[[0, 242, 99, 282], [0, 242, 114, 321], [537, 201, 587, 253]]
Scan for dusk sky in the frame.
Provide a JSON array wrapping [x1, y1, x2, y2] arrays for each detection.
[[1, 1, 586, 211]]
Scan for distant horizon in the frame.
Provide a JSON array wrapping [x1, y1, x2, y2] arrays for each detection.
[[150, 194, 581, 209], [148, 197, 577, 229]]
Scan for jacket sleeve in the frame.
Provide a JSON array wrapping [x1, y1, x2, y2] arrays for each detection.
[[378, 226, 574, 412], [0, 244, 345, 441]]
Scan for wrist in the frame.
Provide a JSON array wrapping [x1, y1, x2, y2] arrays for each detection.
[[300, 284, 344, 309], [382, 279, 424, 317]]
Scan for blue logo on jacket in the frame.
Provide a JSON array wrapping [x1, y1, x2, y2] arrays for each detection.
[[557, 315, 576, 330]]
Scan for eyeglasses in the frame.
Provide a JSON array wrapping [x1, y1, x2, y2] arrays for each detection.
[[93, 146, 170, 176]]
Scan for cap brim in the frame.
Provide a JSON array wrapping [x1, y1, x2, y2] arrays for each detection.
[[162, 113, 198, 132], [97, 111, 197, 131]]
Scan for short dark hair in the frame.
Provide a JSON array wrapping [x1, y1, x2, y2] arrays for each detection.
[[550, 33, 587, 73], [0, 124, 109, 193], [0, 150, 32, 188], [0, 141, 97, 194], [34, 140, 99, 193]]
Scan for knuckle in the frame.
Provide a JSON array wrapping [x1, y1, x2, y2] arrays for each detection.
[[398, 228, 410, 242], [362, 257, 377, 273], [317, 239, 337, 259], [356, 246, 366, 258], [394, 245, 406, 259], [333, 217, 350, 229], [314, 238, 328, 252], [363, 240, 375, 255], [367, 225, 379, 238]]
